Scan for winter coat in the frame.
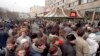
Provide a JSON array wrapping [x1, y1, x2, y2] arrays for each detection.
[[60, 41, 76, 56], [0, 48, 15, 56], [17, 36, 31, 45], [86, 33, 99, 55], [30, 22, 39, 33], [42, 44, 50, 56], [75, 37, 90, 56], [0, 30, 8, 48], [25, 48, 30, 56], [56, 47, 62, 56], [30, 43, 44, 56]]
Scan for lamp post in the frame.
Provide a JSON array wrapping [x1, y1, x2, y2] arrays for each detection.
[[91, 7, 97, 24], [35, 13, 37, 19]]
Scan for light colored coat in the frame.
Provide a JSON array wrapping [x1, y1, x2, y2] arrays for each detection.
[[17, 36, 31, 45], [86, 33, 99, 56], [75, 37, 90, 56]]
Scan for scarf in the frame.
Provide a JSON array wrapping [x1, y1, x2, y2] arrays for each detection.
[[32, 43, 44, 53]]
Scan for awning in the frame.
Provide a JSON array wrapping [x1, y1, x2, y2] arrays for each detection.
[[45, 8, 69, 17], [44, 7, 83, 17]]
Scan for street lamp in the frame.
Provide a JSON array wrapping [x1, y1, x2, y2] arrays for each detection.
[[35, 13, 38, 19]]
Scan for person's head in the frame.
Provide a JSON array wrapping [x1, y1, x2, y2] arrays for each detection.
[[42, 36, 48, 44], [21, 31, 27, 37], [20, 28, 28, 37], [51, 37, 59, 44], [39, 27, 44, 33], [20, 39, 29, 49], [20, 24, 27, 29], [31, 33, 38, 43], [71, 26, 78, 32], [0, 23, 3, 30], [24, 21, 28, 25], [49, 45, 59, 56], [51, 37, 59, 45], [86, 26, 94, 33], [59, 29, 66, 37], [6, 37, 16, 50], [66, 34, 76, 44], [12, 30, 18, 37], [10, 25, 14, 29], [50, 36, 63, 46], [16, 47, 25, 56], [35, 38, 46, 50], [77, 28, 85, 37]]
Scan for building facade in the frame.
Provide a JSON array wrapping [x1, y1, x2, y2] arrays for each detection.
[[45, 0, 100, 19], [65, 0, 100, 19], [45, 0, 68, 17], [18, 13, 30, 19], [30, 5, 45, 17]]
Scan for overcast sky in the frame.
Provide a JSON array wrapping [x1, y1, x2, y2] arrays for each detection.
[[0, 0, 45, 12]]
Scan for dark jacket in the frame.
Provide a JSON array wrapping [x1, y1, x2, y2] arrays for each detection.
[[0, 30, 8, 48], [42, 44, 50, 56], [25, 48, 30, 56], [60, 41, 76, 56], [30, 47, 42, 56], [0, 48, 15, 56]]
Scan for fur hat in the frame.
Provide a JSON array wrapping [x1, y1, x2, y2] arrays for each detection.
[[66, 34, 76, 41]]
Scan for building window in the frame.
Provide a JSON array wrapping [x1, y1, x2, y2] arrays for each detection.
[[65, 4, 69, 8], [69, 3, 71, 7], [79, 0, 96, 5], [66, 4, 69, 7], [58, 2, 59, 5], [96, 8, 100, 12], [81, 0, 88, 4], [88, 0, 96, 3], [62, 6, 64, 8], [61, 0, 63, 4], [70, 3, 73, 7], [78, 0, 81, 5], [74, 1, 78, 6], [62, 0, 64, 3]]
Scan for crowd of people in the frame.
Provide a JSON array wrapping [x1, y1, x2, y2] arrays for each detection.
[[0, 18, 100, 56]]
